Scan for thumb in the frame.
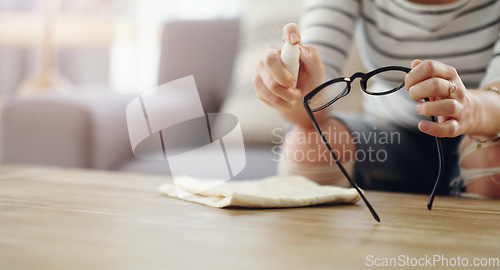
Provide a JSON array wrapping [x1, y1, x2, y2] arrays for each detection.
[[282, 23, 301, 45]]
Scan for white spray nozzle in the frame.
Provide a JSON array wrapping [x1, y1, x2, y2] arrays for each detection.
[[280, 41, 300, 88]]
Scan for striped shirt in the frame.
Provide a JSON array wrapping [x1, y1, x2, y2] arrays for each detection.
[[300, 0, 500, 130]]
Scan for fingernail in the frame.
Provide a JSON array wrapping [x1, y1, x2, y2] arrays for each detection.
[[416, 104, 422, 114], [299, 46, 309, 55], [290, 32, 300, 44], [419, 122, 429, 131]]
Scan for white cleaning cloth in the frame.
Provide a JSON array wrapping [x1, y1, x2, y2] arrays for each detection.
[[158, 175, 361, 208]]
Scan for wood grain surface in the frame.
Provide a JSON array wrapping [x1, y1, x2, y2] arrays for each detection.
[[0, 165, 499, 270]]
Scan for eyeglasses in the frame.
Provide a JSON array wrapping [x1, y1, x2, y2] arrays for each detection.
[[303, 66, 444, 222]]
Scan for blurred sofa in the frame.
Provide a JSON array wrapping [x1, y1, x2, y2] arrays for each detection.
[[0, 18, 285, 179]]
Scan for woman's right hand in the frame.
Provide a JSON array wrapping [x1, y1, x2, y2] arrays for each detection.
[[253, 23, 325, 127]]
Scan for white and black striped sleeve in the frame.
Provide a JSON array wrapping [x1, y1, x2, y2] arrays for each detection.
[[481, 33, 500, 87], [300, 0, 361, 80]]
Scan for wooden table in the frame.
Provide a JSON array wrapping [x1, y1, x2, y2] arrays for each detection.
[[0, 165, 499, 270]]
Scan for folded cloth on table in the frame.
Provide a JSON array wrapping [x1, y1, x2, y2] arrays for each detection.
[[158, 175, 361, 208]]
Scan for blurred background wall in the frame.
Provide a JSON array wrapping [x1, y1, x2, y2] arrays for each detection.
[[0, 0, 243, 97]]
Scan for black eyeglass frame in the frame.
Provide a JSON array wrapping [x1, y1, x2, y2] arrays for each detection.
[[303, 66, 444, 222]]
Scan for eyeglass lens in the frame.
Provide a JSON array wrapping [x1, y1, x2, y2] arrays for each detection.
[[309, 81, 349, 111], [364, 69, 408, 94]]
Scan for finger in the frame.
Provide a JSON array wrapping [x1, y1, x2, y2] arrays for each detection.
[[411, 59, 422, 69], [298, 45, 325, 83], [405, 60, 458, 89], [418, 119, 460, 138], [258, 59, 301, 102], [263, 47, 297, 89], [253, 73, 297, 111], [408, 77, 456, 101], [282, 23, 301, 45], [416, 99, 462, 118]]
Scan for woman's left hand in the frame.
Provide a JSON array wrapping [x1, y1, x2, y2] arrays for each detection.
[[405, 59, 477, 138]]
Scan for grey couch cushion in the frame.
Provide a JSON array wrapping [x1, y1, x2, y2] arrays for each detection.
[[1, 93, 134, 170], [158, 19, 240, 113]]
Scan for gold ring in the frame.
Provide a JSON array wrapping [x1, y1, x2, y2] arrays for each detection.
[[448, 80, 457, 97]]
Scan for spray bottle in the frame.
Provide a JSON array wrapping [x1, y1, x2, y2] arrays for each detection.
[[280, 39, 300, 88]]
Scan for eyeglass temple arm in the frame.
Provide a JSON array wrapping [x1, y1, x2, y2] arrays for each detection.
[[311, 119, 381, 222], [427, 114, 445, 210], [330, 148, 381, 222]]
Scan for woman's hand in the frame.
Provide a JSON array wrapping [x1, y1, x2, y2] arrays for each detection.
[[405, 59, 478, 138], [253, 23, 325, 127]]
